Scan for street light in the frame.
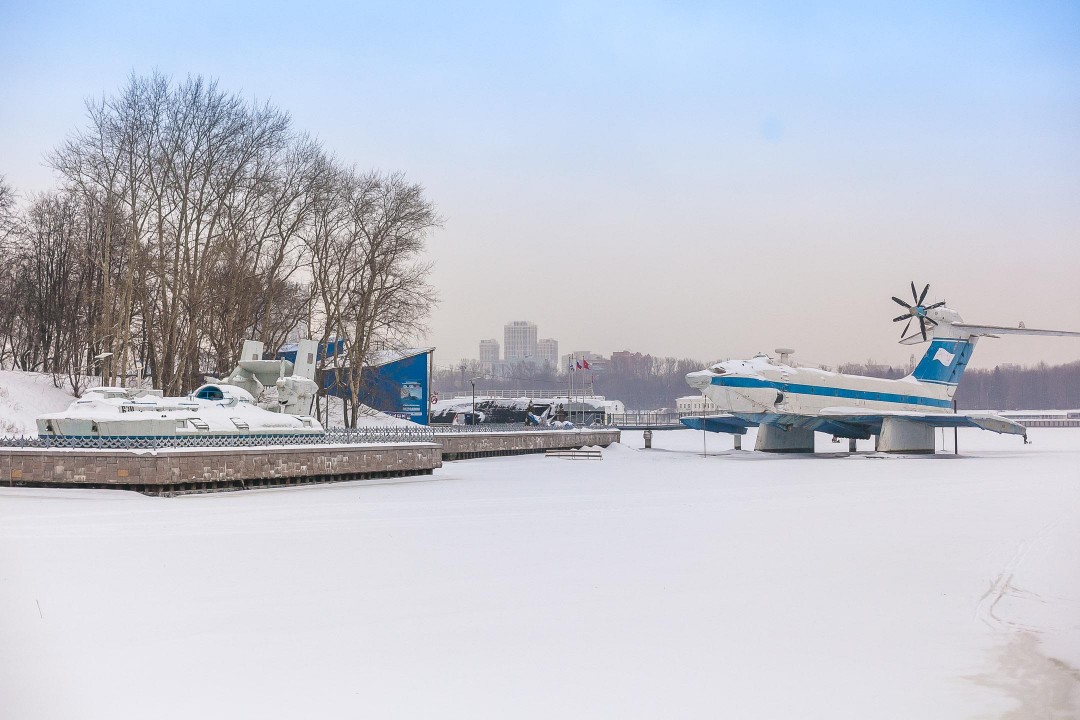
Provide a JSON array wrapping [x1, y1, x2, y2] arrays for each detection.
[[470, 377, 483, 425]]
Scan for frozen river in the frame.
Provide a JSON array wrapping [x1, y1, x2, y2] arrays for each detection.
[[2, 428, 1078, 719]]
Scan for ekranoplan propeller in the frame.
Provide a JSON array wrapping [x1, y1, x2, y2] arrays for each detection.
[[891, 282, 946, 342]]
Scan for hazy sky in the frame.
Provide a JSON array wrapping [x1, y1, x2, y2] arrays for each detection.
[[2, 1, 1079, 371]]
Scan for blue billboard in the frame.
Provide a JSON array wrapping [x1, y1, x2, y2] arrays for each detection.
[[280, 346, 432, 425]]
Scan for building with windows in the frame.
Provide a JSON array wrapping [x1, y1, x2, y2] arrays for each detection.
[[610, 350, 652, 376], [479, 338, 500, 366], [676, 394, 719, 414], [504, 321, 538, 362], [537, 338, 559, 369]]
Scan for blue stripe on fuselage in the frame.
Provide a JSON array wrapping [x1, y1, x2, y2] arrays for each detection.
[[709, 376, 952, 409]]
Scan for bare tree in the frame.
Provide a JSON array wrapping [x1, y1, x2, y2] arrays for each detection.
[[9, 72, 441, 413], [51, 73, 308, 393], [0, 176, 18, 366], [306, 169, 440, 426]]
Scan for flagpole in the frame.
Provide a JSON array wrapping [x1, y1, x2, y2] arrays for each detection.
[[571, 355, 576, 424], [567, 355, 572, 424]]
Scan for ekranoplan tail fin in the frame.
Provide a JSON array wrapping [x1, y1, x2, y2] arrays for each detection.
[[910, 338, 976, 386]]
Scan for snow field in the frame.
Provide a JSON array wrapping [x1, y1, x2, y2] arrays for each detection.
[[1, 428, 1078, 719], [0, 370, 78, 435]]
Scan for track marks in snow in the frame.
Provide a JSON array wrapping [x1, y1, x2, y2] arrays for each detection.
[[975, 522, 1057, 633]]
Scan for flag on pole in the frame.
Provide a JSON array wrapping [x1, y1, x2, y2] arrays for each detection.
[[568, 357, 575, 372], [582, 359, 590, 370], [576, 360, 582, 370]]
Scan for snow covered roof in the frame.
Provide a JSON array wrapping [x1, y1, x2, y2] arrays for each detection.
[[367, 347, 435, 367]]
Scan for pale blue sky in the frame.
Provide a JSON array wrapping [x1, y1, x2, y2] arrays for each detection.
[[2, 1, 1079, 368]]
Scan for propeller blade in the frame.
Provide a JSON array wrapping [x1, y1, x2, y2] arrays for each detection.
[[901, 318, 912, 338], [910, 281, 918, 303], [919, 318, 928, 342], [925, 316, 939, 327], [892, 296, 911, 308], [925, 300, 946, 310], [893, 313, 910, 322], [918, 283, 930, 305]]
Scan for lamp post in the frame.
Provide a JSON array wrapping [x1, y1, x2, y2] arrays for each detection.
[[470, 377, 482, 425]]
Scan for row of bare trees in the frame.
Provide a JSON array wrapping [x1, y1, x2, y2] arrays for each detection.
[[819, 359, 1080, 410], [0, 73, 438, 424], [432, 353, 1080, 412]]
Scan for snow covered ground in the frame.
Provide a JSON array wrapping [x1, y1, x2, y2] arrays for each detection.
[[1, 427, 1078, 719], [0, 370, 78, 435]]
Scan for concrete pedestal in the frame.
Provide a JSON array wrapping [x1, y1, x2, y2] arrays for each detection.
[[755, 425, 815, 453], [876, 418, 935, 454], [848, 438, 857, 453], [733, 435, 742, 451]]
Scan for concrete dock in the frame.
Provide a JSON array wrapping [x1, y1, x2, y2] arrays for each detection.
[[1, 429, 621, 495]]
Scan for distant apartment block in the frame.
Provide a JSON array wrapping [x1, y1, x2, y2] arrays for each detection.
[[504, 321, 538, 362], [610, 350, 652, 376], [479, 339, 500, 363], [537, 338, 559, 368]]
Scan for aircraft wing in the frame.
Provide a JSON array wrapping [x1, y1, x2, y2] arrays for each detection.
[[815, 407, 1027, 436], [721, 408, 1027, 439], [680, 414, 758, 435], [683, 408, 1027, 439]]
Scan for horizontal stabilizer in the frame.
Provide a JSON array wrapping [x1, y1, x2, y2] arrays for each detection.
[[238, 359, 291, 377], [951, 323, 1080, 338]]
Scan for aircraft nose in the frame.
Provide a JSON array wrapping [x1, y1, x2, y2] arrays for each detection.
[[686, 370, 713, 390]]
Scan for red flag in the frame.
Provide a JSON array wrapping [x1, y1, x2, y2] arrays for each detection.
[[582, 359, 590, 370], [576, 360, 582, 370]]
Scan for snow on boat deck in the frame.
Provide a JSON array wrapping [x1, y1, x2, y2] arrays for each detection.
[[1, 428, 1078, 719]]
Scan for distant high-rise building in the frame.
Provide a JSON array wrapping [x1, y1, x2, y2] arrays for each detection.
[[537, 338, 559, 369], [504, 321, 538, 362], [610, 350, 652, 376], [479, 339, 500, 363]]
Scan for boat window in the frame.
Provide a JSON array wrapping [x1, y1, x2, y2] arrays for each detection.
[[195, 386, 224, 401]]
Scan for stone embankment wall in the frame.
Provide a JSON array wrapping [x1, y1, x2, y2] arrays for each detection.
[[437, 429, 621, 461], [0, 429, 622, 495], [1, 443, 443, 495]]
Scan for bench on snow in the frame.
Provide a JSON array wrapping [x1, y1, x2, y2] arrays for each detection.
[[546, 448, 602, 460]]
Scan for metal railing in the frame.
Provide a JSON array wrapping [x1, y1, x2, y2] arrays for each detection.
[[430, 423, 607, 434], [0, 423, 611, 450], [439, 389, 600, 400], [607, 412, 689, 426]]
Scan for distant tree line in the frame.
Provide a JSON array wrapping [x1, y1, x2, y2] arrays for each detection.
[[434, 356, 1080, 412], [592, 357, 704, 410], [805, 359, 1080, 410], [0, 73, 438, 425]]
